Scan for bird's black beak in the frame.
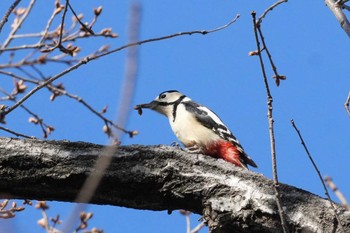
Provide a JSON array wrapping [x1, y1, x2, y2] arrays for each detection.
[[135, 101, 158, 109], [134, 101, 159, 115]]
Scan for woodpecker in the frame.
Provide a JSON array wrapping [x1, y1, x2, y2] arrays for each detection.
[[134, 90, 257, 169]]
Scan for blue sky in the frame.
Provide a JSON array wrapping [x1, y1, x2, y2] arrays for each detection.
[[1, 0, 350, 232]]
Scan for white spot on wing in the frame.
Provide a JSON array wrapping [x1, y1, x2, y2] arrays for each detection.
[[197, 106, 226, 126], [197, 106, 242, 146]]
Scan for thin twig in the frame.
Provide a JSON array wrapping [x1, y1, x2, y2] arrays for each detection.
[[114, 1, 141, 138], [39, 206, 52, 233], [257, 0, 288, 25], [0, 82, 53, 138], [1, 0, 36, 51], [102, 13, 239, 57], [344, 91, 350, 117], [57, 0, 68, 46], [251, 11, 289, 233], [0, 70, 134, 136], [180, 210, 205, 233], [0, 31, 114, 52], [20, 104, 53, 138], [44, 0, 69, 53], [12, 32, 47, 38], [0, 43, 46, 52], [291, 119, 345, 233], [37, 1, 64, 44], [190, 222, 206, 233], [16, 66, 40, 81], [256, 26, 286, 86], [324, 176, 350, 210], [185, 214, 191, 233], [325, 0, 350, 38], [62, 4, 142, 231], [0, 126, 34, 139], [56, 89, 134, 135], [3, 14, 240, 117], [0, 0, 22, 34], [67, 1, 94, 35], [0, 56, 79, 68]]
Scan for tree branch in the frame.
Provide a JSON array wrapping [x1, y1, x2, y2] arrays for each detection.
[[257, 0, 288, 25], [0, 0, 22, 34], [0, 137, 349, 233], [345, 91, 350, 117], [251, 11, 289, 233], [3, 14, 240, 117], [291, 119, 346, 232], [1, 0, 36, 51], [325, 0, 350, 38]]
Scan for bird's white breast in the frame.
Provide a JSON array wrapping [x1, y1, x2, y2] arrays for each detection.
[[169, 104, 220, 146]]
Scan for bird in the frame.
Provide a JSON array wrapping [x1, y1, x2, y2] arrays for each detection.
[[134, 90, 257, 169]]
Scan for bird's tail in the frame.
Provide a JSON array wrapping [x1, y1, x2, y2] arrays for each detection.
[[205, 141, 258, 169], [240, 151, 258, 168]]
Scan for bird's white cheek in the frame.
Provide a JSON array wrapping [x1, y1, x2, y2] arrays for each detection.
[[154, 106, 172, 118]]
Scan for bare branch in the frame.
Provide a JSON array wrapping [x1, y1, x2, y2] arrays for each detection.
[[1, 0, 36, 51], [0, 77, 54, 138], [63, 3, 142, 231], [190, 222, 206, 233], [43, 0, 69, 53], [1, 138, 349, 233], [114, 2, 141, 137], [344, 91, 350, 117], [0, 126, 34, 139], [0, 0, 22, 33], [251, 11, 289, 233], [0, 43, 45, 52], [291, 119, 346, 232], [56, 90, 135, 136], [67, 1, 94, 35], [256, 26, 286, 86], [325, 176, 350, 210], [0, 32, 115, 53], [57, 0, 68, 45], [37, 0, 65, 44], [0, 70, 135, 136], [179, 210, 205, 233], [20, 105, 54, 138], [257, 0, 288, 24], [179, 210, 192, 233], [3, 14, 240, 118], [325, 0, 350, 38]]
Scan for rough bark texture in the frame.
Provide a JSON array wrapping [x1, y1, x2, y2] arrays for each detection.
[[0, 137, 349, 232]]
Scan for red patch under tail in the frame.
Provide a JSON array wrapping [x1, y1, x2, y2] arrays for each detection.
[[204, 141, 246, 168]]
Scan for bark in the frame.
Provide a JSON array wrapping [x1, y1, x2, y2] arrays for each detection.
[[0, 137, 349, 233], [325, 0, 350, 38]]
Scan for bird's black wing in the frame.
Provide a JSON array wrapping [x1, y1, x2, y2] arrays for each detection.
[[182, 101, 258, 168], [182, 101, 239, 144]]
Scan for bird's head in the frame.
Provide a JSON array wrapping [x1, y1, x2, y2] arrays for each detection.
[[134, 90, 186, 117]]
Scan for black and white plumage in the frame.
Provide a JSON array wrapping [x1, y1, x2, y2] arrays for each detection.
[[135, 90, 257, 168]]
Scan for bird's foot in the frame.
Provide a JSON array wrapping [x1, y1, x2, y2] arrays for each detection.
[[170, 142, 182, 149], [184, 144, 202, 154]]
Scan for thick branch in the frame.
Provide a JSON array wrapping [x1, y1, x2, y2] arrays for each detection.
[[325, 0, 350, 38], [0, 137, 349, 232]]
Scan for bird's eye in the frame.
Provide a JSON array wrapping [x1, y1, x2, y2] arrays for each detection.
[[160, 94, 166, 99]]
